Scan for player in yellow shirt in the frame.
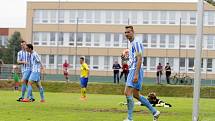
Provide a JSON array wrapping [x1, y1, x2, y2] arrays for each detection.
[[80, 56, 89, 100]]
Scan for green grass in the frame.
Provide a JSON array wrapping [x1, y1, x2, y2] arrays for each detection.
[[0, 90, 214, 121]]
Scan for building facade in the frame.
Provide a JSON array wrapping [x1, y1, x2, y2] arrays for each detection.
[[25, 2, 215, 79]]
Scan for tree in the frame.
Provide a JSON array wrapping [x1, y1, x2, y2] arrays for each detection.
[[205, 0, 215, 6], [2, 31, 22, 64]]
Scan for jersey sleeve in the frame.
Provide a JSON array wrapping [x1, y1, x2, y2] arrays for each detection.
[[83, 63, 89, 70], [133, 42, 144, 56], [17, 52, 21, 62], [34, 53, 41, 63]]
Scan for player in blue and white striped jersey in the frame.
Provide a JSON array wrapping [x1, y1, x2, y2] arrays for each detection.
[[123, 26, 160, 121], [22, 44, 45, 103], [16, 40, 34, 102]]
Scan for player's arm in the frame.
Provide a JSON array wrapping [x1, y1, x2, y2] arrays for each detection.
[[35, 53, 45, 70], [133, 42, 143, 83], [17, 52, 27, 64]]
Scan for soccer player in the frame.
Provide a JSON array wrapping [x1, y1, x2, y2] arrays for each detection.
[[79, 56, 89, 100], [12, 65, 20, 91], [22, 44, 45, 102], [63, 60, 70, 82], [123, 26, 160, 121], [120, 92, 172, 108], [16, 40, 34, 102]]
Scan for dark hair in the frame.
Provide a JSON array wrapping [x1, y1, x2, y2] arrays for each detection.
[[21, 39, 26, 43], [148, 92, 157, 100], [26, 44, 33, 50], [80, 56, 84, 61], [125, 25, 134, 31]]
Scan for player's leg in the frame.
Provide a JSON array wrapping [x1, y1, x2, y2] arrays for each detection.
[[123, 69, 136, 121], [133, 68, 160, 121], [80, 77, 85, 99], [17, 71, 30, 101], [82, 78, 88, 99], [36, 81, 45, 102]]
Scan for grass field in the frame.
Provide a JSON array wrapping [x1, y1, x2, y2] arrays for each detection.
[[0, 90, 214, 121]]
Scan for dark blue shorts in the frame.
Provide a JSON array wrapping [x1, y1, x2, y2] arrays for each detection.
[[80, 77, 88, 88]]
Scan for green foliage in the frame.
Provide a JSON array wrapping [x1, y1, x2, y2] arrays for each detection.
[[2, 31, 21, 64], [0, 90, 214, 121], [205, 0, 215, 6]]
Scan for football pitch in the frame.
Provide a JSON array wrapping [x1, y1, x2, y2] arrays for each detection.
[[0, 90, 214, 121]]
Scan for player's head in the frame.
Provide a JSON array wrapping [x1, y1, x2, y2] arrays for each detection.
[[125, 26, 134, 42], [148, 92, 157, 101], [20, 39, 27, 49], [123, 49, 129, 57], [26, 44, 33, 53], [80, 56, 85, 64]]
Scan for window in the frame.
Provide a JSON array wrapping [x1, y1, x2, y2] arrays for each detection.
[[159, 57, 165, 66], [114, 11, 121, 24], [143, 11, 149, 24], [160, 34, 166, 48], [58, 10, 65, 23], [105, 33, 111, 46], [150, 57, 156, 70], [180, 35, 187, 48], [50, 32, 56, 45], [188, 58, 194, 71], [41, 32, 48, 45], [151, 34, 157, 47], [41, 55, 46, 65], [104, 56, 110, 69], [160, 11, 167, 24], [114, 33, 119, 47], [181, 11, 188, 24], [85, 56, 90, 65], [75, 56, 80, 67], [86, 10, 93, 23], [167, 58, 174, 68], [58, 32, 64, 45], [34, 10, 41, 23], [69, 32, 75, 46], [77, 10, 84, 23], [168, 35, 175, 48], [208, 11, 215, 25], [42, 10, 48, 23], [94, 33, 100, 46], [85, 33, 91, 46], [49, 55, 55, 64], [33, 32, 40, 45], [69, 10, 76, 23], [151, 11, 158, 24], [131, 11, 138, 24], [143, 57, 147, 69], [57, 55, 62, 68], [122, 34, 128, 48], [106, 11, 112, 23], [190, 11, 196, 24], [143, 34, 148, 47], [169, 11, 176, 24], [95, 11, 101, 23], [77, 32, 83, 46], [68, 55, 74, 68], [207, 35, 214, 49], [93, 56, 99, 69], [189, 35, 195, 48], [179, 58, 185, 71], [122, 11, 129, 24], [50, 10, 57, 23], [207, 58, 212, 72]]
